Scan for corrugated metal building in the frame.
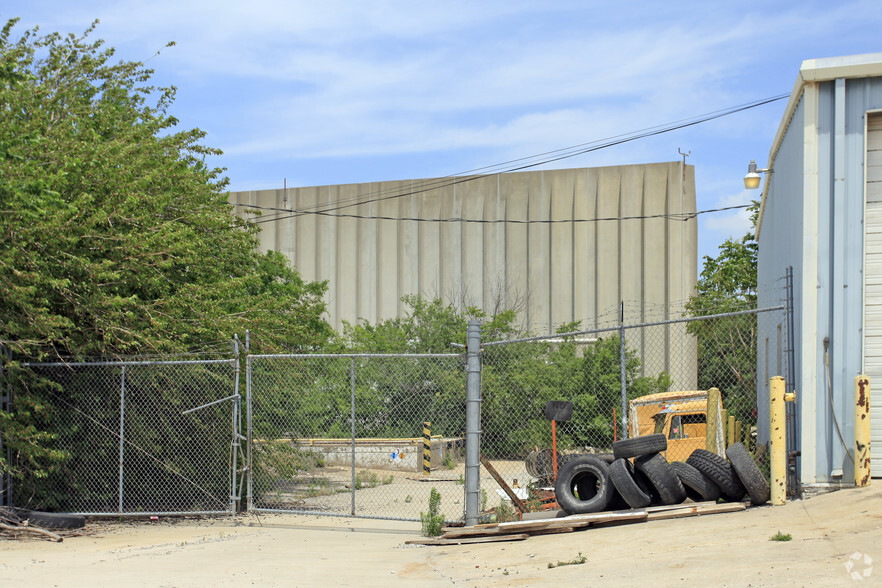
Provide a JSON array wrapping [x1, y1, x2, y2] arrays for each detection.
[[756, 53, 882, 491], [230, 163, 698, 387]]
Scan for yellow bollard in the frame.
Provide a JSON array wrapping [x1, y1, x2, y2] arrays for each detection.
[[707, 388, 722, 454], [770, 376, 787, 505], [727, 415, 736, 448], [721, 409, 728, 445], [735, 420, 742, 449], [855, 376, 871, 487]]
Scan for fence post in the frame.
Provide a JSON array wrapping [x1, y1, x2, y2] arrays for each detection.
[[619, 303, 628, 439], [231, 335, 240, 513], [465, 320, 482, 526], [245, 331, 253, 511], [350, 357, 357, 517], [0, 346, 8, 507], [706, 387, 721, 454], [118, 365, 126, 514]]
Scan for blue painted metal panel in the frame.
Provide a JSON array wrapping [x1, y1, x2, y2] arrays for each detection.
[[758, 97, 805, 447], [762, 75, 882, 484]]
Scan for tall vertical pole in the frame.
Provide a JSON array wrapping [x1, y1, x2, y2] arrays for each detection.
[[231, 335, 240, 513], [465, 320, 482, 526], [0, 346, 8, 507], [118, 366, 126, 514], [245, 330, 253, 511], [350, 357, 357, 516], [619, 302, 628, 439]]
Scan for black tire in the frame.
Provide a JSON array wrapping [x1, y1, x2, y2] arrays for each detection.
[[726, 442, 771, 505], [554, 455, 613, 515], [635, 453, 687, 505], [687, 449, 746, 502], [613, 434, 667, 460], [25, 511, 86, 530], [608, 458, 652, 508], [671, 461, 721, 502], [596, 452, 615, 464], [607, 486, 632, 511]]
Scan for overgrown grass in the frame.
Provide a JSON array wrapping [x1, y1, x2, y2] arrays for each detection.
[[548, 552, 587, 569], [769, 531, 792, 542], [354, 472, 394, 489], [420, 488, 445, 537]]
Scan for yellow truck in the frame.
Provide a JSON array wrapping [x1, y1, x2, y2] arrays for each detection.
[[627, 390, 725, 462]]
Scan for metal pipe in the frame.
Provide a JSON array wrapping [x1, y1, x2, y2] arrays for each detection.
[[245, 353, 459, 360], [246, 331, 253, 511], [855, 375, 871, 487], [482, 305, 786, 347], [231, 335, 240, 513], [464, 320, 482, 526], [181, 394, 240, 415], [118, 366, 126, 514], [350, 357, 356, 517], [21, 358, 236, 368], [619, 304, 628, 439]]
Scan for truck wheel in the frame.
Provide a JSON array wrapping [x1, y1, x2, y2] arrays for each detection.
[[635, 453, 686, 505], [671, 461, 721, 502], [608, 458, 651, 508], [686, 449, 746, 501], [554, 455, 613, 515], [726, 442, 770, 505], [613, 434, 667, 460]]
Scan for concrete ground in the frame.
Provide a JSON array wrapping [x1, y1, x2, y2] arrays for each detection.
[[1, 484, 880, 587]]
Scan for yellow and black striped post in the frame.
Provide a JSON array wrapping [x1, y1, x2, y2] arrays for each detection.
[[422, 421, 431, 475]]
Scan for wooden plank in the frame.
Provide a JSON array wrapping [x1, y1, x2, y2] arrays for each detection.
[[645, 501, 717, 513], [646, 502, 746, 521], [441, 509, 648, 538], [405, 534, 530, 546], [480, 454, 529, 514]]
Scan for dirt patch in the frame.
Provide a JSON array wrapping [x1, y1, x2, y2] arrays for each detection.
[[2, 485, 880, 586]]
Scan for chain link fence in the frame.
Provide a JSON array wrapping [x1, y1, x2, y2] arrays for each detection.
[[478, 301, 789, 507], [3, 294, 790, 522], [247, 353, 467, 522], [9, 358, 238, 515]]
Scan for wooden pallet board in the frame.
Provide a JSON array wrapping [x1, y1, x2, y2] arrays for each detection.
[[441, 509, 649, 539], [645, 501, 746, 521], [405, 534, 530, 546]]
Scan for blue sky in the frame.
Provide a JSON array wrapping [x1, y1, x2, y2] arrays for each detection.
[[6, 1, 882, 263]]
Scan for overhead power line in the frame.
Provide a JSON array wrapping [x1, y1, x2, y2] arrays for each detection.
[[237, 203, 751, 224], [244, 93, 788, 226]]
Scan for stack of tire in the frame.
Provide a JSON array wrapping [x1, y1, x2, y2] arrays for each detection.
[[554, 435, 770, 515]]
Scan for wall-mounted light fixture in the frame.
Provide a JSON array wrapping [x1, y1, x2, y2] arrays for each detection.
[[744, 160, 771, 190]]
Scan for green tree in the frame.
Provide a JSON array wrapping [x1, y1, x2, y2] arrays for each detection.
[[0, 19, 332, 501], [685, 203, 759, 423]]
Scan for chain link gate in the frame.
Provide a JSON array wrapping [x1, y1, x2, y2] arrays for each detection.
[[13, 358, 240, 515], [246, 353, 466, 522]]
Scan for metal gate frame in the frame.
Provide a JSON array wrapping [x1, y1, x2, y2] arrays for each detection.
[[16, 355, 241, 516]]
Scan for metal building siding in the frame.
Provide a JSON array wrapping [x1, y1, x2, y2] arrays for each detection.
[[757, 97, 805, 447]]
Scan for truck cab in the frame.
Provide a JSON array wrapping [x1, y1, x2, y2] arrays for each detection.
[[628, 390, 725, 462]]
